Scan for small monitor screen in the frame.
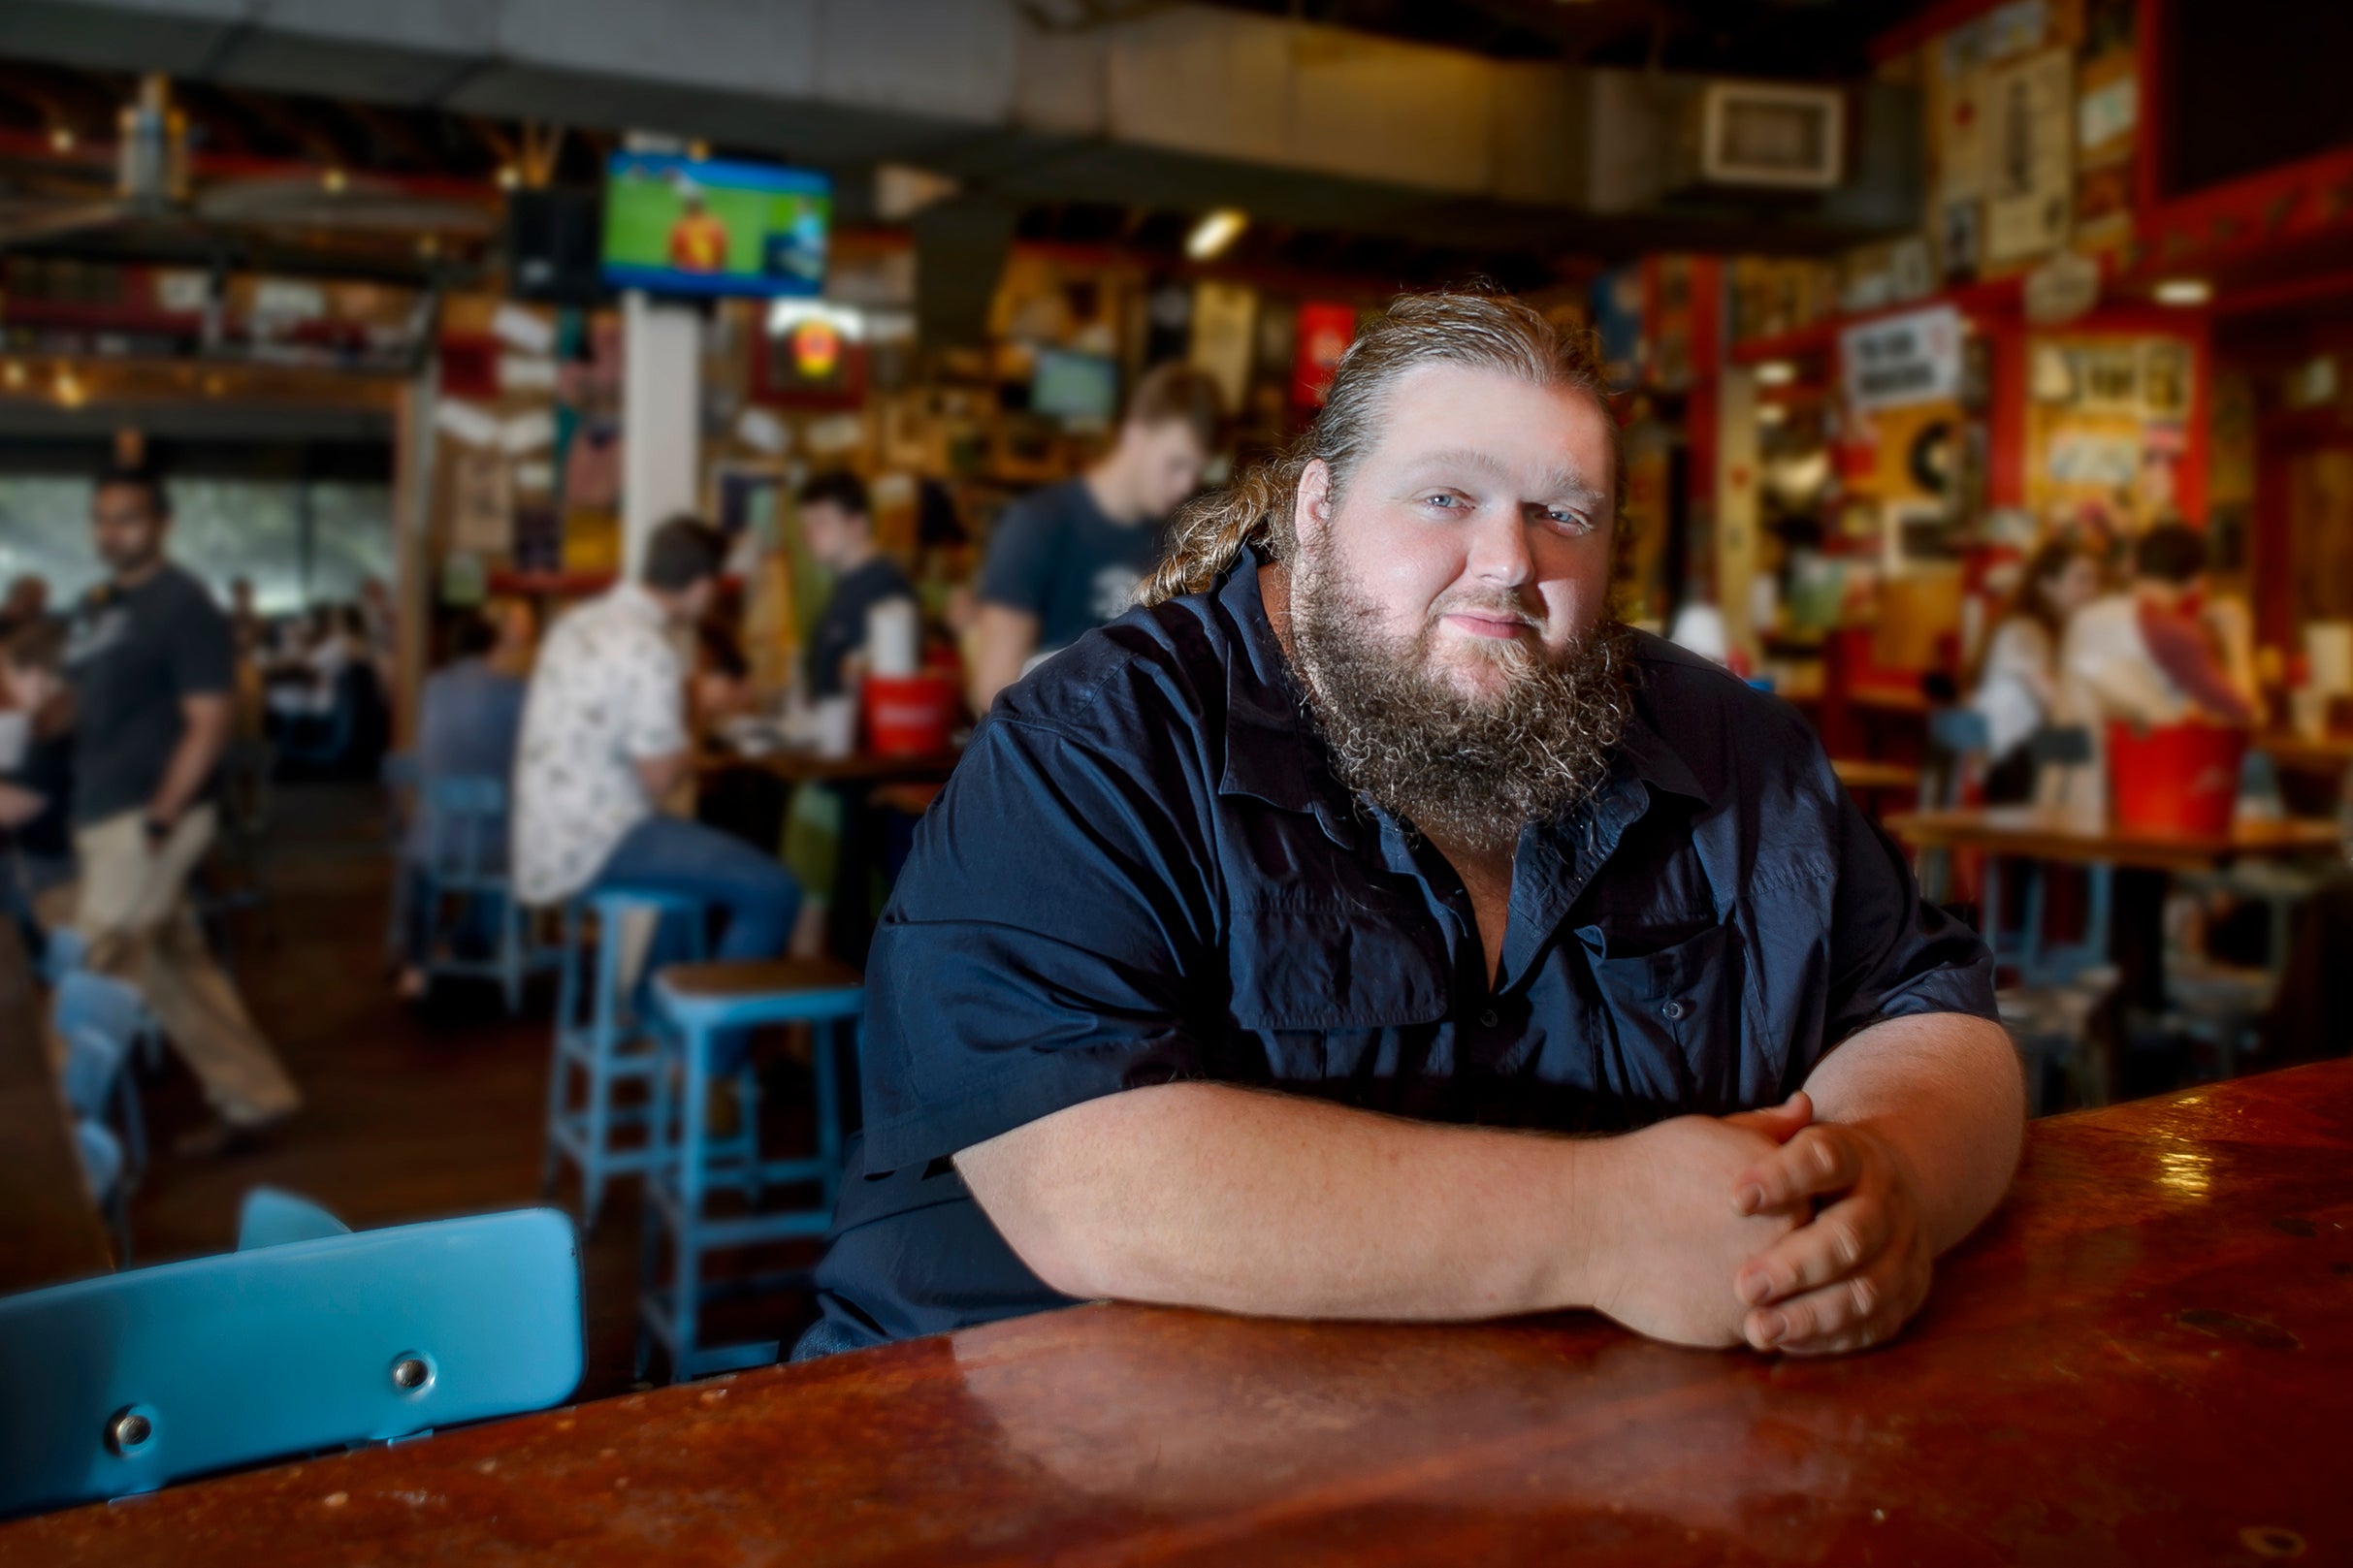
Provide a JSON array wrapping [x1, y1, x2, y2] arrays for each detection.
[[1030, 349, 1119, 424], [601, 152, 829, 299]]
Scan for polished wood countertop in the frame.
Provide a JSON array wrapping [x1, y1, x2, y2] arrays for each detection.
[[8, 1060, 2352, 1564]]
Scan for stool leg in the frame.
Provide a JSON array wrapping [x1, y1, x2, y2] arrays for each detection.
[[541, 904, 583, 1200], [671, 1019, 711, 1382], [581, 915, 625, 1232], [814, 1017, 843, 1212], [500, 892, 525, 1016], [635, 1037, 676, 1383]]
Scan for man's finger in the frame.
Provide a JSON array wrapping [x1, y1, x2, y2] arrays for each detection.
[[1721, 1091, 1813, 1146], [1731, 1122, 1857, 1216], [1742, 1268, 1888, 1351], [1734, 1192, 1887, 1307]]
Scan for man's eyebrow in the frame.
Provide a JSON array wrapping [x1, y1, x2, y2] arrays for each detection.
[[1400, 448, 1606, 507]]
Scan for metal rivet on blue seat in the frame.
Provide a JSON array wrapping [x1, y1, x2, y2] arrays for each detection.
[[391, 1355, 433, 1392], [106, 1408, 152, 1455]]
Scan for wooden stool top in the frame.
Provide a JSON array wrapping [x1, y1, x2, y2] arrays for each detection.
[[656, 957, 862, 999]]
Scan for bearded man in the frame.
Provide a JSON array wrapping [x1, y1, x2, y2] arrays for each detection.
[[798, 293, 2020, 1361]]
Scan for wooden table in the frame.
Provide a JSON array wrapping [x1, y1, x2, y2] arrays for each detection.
[[1886, 805, 2344, 875], [1828, 756, 1921, 794], [10, 1060, 2351, 1563], [2256, 729, 2353, 780], [0, 923, 113, 1295]]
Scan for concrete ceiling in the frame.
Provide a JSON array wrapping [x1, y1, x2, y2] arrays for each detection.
[[0, 0, 1921, 260]]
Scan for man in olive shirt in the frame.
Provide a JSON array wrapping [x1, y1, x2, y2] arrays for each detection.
[[59, 466, 300, 1146]]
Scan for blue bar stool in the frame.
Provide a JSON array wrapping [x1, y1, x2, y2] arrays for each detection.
[[541, 889, 712, 1232], [636, 957, 863, 1382], [411, 777, 561, 1014]]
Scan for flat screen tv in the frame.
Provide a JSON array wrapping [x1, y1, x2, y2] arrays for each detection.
[[1030, 349, 1118, 424], [600, 152, 829, 298]]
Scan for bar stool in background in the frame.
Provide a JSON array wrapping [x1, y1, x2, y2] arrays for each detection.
[[542, 889, 735, 1232], [409, 777, 558, 1014], [635, 957, 863, 1382]]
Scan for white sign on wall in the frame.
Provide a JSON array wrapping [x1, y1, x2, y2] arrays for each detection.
[[1841, 304, 1963, 410]]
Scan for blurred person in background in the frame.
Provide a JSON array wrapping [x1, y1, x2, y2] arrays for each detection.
[[1, 617, 77, 956], [1967, 540, 2101, 801], [0, 574, 49, 641], [56, 464, 301, 1150], [514, 516, 799, 961], [966, 363, 1222, 712], [395, 604, 534, 1001], [2057, 521, 2254, 737], [357, 574, 400, 708], [798, 469, 914, 702]]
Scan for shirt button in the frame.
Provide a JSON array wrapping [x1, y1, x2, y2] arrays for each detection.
[[1479, 1008, 1499, 1029], [1660, 999, 1687, 1022]]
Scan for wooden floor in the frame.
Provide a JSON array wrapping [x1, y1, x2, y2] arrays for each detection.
[[81, 783, 822, 1400]]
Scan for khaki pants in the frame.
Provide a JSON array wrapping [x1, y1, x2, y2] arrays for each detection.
[[55, 806, 301, 1128]]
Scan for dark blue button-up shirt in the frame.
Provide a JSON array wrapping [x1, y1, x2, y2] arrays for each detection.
[[800, 550, 1996, 1356]]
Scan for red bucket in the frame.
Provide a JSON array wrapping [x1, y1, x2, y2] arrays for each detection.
[[863, 673, 957, 757], [2106, 720, 2247, 837]]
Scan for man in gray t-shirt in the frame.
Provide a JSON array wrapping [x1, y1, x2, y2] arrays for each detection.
[[966, 363, 1222, 713], [56, 467, 299, 1146]]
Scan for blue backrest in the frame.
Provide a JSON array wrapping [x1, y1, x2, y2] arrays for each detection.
[[0, 1190, 583, 1518], [421, 775, 508, 882], [52, 972, 149, 1059]]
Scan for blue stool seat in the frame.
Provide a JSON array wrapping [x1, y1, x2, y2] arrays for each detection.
[[0, 1188, 581, 1518], [542, 888, 747, 1232], [638, 957, 863, 1382]]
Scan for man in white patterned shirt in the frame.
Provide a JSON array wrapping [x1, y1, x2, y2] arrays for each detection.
[[512, 516, 800, 955]]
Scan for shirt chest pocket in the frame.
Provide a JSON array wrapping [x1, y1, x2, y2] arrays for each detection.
[[1222, 902, 1450, 1083], [1575, 920, 1743, 1118]]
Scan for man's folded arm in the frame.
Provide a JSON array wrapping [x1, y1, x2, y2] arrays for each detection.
[[955, 1082, 1596, 1321], [955, 1080, 1809, 1342]]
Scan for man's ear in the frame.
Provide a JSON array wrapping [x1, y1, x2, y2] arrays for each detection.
[[1294, 459, 1334, 547]]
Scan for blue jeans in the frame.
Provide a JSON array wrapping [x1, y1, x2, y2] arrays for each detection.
[[588, 814, 800, 963]]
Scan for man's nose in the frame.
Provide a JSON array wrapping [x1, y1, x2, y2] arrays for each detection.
[[1465, 501, 1533, 590]]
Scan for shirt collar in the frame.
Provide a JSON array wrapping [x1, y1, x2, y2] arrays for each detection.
[[1210, 551, 1710, 841]]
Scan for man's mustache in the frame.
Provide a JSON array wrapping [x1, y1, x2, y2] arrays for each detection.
[[1425, 593, 1541, 628]]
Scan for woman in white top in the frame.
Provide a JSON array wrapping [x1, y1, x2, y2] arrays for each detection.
[[1967, 540, 2101, 799]]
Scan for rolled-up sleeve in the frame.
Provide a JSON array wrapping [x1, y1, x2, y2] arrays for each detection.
[[1823, 784, 2000, 1041], [859, 712, 1216, 1170]]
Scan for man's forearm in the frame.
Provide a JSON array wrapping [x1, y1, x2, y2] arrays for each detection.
[[956, 1081, 1601, 1322], [1798, 1012, 2023, 1253]]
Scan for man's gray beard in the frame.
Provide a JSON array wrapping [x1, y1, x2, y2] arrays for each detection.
[[1289, 548, 1634, 858]]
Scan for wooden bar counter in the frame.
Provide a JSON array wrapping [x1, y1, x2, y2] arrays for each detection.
[[9, 1061, 2352, 1564]]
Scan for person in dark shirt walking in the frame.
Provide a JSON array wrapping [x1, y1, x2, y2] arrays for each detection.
[[57, 465, 300, 1149]]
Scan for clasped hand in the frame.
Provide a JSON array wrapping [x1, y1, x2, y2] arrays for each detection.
[[1726, 1090, 1932, 1356], [1593, 1092, 1932, 1356]]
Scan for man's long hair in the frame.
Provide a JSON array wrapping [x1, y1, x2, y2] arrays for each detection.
[[1138, 290, 1624, 609]]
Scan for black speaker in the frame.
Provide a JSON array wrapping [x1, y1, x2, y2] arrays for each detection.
[[506, 188, 609, 306]]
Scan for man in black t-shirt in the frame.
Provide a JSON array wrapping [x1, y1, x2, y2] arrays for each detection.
[[797, 470, 915, 701], [966, 363, 1221, 712], [57, 466, 300, 1147]]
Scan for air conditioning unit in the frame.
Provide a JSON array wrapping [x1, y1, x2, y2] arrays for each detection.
[[1698, 81, 1846, 190]]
